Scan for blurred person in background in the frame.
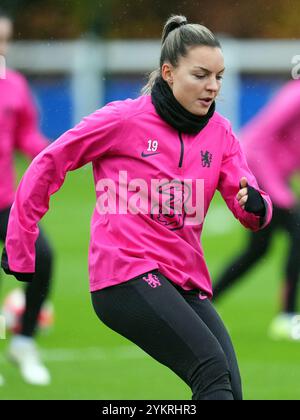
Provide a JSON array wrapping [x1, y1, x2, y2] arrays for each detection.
[[0, 8, 54, 385], [214, 79, 300, 341], [1, 15, 273, 400]]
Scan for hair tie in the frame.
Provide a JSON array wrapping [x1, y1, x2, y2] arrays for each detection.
[[179, 21, 188, 27]]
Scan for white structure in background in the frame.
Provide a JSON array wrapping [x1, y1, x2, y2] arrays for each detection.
[[0, 54, 6, 79], [7, 39, 299, 130]]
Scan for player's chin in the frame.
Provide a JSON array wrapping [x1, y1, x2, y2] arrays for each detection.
[[190, 103, 211, 117]]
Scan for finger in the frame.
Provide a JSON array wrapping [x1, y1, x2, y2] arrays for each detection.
[[237, 188, 248, 200], [239, 177, 248, 189], [239, 195, 248, 207]]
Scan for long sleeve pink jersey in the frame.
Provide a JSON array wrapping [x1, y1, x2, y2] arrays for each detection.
[[241, 80, 300, 209], [5, 95, 272, 297], [0, 69, 49, 210]]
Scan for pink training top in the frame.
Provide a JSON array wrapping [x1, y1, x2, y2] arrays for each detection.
[[0, 69, 49, 210], [5, 95, 272, 297], [241, 80, 300, 209]]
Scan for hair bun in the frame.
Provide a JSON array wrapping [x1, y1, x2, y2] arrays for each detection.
[[162, 15, 188, 44]]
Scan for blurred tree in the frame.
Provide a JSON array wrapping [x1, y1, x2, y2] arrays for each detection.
[[1, 0, 300, 40]]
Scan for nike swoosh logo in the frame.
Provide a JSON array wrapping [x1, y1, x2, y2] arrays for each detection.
[[141, 152, 161, 158]]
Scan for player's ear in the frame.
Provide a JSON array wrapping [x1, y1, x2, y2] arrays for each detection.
[[161, 63, 174, 86]]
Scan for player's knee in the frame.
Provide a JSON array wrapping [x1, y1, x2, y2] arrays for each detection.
[[189, 350, 233, 400]]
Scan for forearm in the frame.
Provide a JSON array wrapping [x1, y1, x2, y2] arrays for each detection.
[[2, 102, 123, 275], [5, 152, 62, 272]]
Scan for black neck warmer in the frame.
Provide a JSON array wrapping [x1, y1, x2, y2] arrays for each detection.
[[151, 76, 215, 135]]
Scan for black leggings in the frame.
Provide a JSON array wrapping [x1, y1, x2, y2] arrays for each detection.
[[214, 206, 300, 313], [92, 270, 242, 401], [0, 207, 53, 337]]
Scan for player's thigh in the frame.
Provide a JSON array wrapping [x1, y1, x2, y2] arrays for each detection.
[[91, 270, 228, 383], [181, 292, 242, 400]]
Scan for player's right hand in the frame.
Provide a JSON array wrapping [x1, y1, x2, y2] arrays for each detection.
[[1, 247, 34, 282]]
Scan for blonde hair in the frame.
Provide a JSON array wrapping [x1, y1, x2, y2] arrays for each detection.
[[142, 14, 221, 95]]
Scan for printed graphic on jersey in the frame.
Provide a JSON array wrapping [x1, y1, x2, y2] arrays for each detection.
[[142, 139, 161, 157], [201, 151, 213, 168], [141, 151, 161, 158], [143, 273, 162, 288], [96, 172, 205, 227], [151, 180, 191, 231]]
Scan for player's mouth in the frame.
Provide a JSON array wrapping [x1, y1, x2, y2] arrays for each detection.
[[197, 98, 214, 107]]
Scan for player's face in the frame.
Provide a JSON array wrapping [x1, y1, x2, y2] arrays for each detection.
[[162, 46, 225, 116], [0, 18, 13, 57]]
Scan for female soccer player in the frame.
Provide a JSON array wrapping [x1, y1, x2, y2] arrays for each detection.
[[214, 79, 300, 341], [1, 15, 272, 400], [0, 9, 53, 385]]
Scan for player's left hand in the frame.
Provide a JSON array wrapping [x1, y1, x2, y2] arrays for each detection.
[[237, 177, 249, 210], [237, 177, 266, 217]]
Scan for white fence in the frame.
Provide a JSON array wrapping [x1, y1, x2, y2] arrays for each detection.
[[7, 39, 300, 129]]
